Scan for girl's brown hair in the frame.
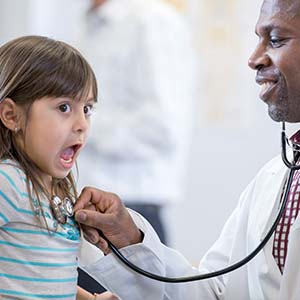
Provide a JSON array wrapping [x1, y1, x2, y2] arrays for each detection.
[[0, 35, 97, 228]]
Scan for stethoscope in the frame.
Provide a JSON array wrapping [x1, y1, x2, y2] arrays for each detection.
[[98, 121, 300, 283], [50, 195, 75, 225], [52, 122, 300, 283]]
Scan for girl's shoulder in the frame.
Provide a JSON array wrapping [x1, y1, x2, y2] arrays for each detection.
[[0, 159, 27, 194], [0, 160, 31, 226]]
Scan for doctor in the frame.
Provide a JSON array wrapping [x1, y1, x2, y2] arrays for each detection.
[[75, 0, 300, 299]]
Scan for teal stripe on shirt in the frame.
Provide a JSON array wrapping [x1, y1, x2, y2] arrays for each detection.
[[1, 227, 80, 243], [0, 289, 76, 299], [0, 256, 77, 267], [0, 190, 34, 216], [0, 212, 9, 223], [0, 240, 77, 252], [0, 273, 76, 283], [0, 191, 52, 219], [0, 170, 49, 209], [0, 161, 26, 182], [0, 170, 28, 197]]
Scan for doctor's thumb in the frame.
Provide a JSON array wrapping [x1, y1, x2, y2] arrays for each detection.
[[75, 211, 87, 222]]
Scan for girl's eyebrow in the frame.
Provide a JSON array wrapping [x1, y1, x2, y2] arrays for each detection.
[[52, 96, 96, 103], [84, 97, 96, 104]]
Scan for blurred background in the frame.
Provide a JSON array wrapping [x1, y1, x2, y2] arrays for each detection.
[[0, 0, 283, 264]]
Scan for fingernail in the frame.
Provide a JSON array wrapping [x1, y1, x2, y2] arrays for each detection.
[[90, 233, 98, 244], [84, 233, 97, 244], [76, 211, 87, 222]]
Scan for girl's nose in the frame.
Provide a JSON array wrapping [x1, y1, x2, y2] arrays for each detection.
[[73, 112, 89, 133]]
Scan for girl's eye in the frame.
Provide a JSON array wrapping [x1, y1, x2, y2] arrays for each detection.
[[84, 104, 94, 116], [59, 103, 71, 113]]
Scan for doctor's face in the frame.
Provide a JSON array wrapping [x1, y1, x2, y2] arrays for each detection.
[[248, 0, 300, 122], [90, 0, 107, 9]]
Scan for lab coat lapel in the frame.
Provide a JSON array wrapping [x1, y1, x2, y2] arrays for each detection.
[[249, 162, 288, 299], [225, 165, 284, 300], [258, 168, 288, 239]]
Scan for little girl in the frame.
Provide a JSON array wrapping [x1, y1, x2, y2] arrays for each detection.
[[0, 36, 117, 300]]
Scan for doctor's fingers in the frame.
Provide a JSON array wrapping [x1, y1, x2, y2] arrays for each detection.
[[81, 224, 110, 254], [75, 208, 143, 249], [74, 186, 122, 212]]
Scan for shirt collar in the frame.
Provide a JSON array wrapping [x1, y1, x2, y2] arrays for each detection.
[[290, 130, 300, 145]]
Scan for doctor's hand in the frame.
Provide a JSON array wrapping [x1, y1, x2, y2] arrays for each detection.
[[74, 187, 143, 253]]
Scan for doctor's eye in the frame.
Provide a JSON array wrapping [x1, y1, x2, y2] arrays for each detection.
[[59, 103, 71, 113], [269, 36, 286, 48]]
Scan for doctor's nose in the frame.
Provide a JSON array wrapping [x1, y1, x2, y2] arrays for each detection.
[[248, 44, 270, 70]]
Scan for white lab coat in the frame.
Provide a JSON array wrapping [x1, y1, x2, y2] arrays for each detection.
[[81, 154, 300, 300], [76, 0, 198, 204]]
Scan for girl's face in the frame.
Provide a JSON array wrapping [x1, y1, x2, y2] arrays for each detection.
[[17, 90, 95, 190]]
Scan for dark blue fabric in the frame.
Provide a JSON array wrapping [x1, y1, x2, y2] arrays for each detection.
[[126, 203, 167, 244]]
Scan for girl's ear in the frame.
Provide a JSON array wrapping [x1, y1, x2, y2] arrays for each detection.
[[0, 98, 22, 131]]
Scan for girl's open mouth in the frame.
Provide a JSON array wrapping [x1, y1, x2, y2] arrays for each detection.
[[59, 144, 82, 168]]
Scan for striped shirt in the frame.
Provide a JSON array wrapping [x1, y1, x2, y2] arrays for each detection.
[[0, 160, 80, 299]]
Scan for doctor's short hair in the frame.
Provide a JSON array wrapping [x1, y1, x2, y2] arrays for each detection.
[[0, 35, 98, 227]]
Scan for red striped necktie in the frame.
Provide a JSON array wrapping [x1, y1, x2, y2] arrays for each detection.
[[272, 169, 300, 273]]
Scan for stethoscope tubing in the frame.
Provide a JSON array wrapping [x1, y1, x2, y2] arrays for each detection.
[[99, 122, 298, 283]]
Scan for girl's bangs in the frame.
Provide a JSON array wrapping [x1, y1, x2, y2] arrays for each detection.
[[34, 50, 97, 102], [5, 37, 98, 103]]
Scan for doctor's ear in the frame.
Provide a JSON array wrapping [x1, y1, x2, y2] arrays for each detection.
[[0, 98, 23, 132]]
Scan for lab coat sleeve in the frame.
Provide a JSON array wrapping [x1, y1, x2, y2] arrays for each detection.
[[78, 155, 284, 299], [80, 174, 258, 300], [79, 210, 229, 300]]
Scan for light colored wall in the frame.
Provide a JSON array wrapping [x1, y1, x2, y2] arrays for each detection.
[[165, 0, 282, 262], [0, 0, 285, 264], [0, 0, 29, 43]]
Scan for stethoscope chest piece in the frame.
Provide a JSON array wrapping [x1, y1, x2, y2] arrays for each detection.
[[51, 196, 74, 224]]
